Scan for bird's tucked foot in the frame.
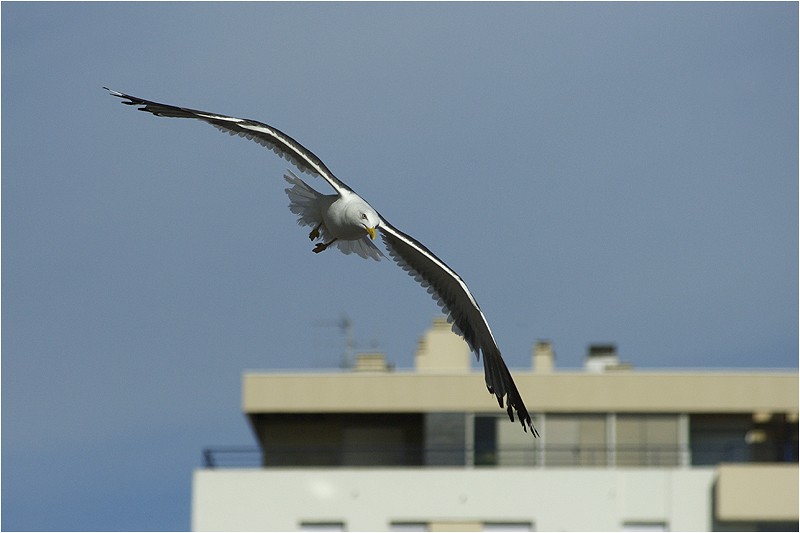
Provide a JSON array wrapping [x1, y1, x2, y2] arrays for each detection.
[[309, 223, 322, 241], [313, 239, 337, 254]]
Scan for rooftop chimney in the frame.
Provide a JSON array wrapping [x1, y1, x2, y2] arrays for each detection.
[[533, 340, 555, 373]]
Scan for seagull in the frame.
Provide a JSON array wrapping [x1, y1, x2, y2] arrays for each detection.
[[105, 88, 537, 435]]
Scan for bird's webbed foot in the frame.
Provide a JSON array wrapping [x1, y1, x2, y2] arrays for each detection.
[[313, 239, 337, 254], [309, 223, 323, 241]]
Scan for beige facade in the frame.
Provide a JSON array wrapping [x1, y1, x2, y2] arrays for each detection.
[[244, 369, 797, 415], [716, 464, 799, 522]]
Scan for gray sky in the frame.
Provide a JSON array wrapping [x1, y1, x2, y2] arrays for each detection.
[[2, 2, 797, 531]]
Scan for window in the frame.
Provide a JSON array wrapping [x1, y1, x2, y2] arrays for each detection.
[[425, 412, 467, 466], [299, 522, 345, 531], [690, 414, 750, 465], [616, 415, 680, 467], [544, 414, 607, 466], [496, 415, 538, 466], [474, 414, 538, 466], [474, 415, 498, 466], [258, 413, 424, 467], [389, 523, 428, 531], [482, 522, 533, 531], [622, 522, 667, 531]]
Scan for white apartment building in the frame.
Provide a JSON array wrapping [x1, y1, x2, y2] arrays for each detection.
[[192, 318, 798, 532]]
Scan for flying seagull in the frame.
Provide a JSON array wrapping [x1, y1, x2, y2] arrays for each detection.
[[105, 88, 537, 435]]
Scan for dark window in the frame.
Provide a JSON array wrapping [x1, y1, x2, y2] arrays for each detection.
[[474, 415, 498, 466]]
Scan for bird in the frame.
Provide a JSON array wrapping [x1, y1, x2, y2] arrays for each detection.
[[105, 88, 538, 435]]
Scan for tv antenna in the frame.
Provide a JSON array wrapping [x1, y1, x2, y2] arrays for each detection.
[[314, 313, 354, 369]]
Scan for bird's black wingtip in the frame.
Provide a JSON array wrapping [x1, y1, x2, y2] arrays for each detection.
[[519, 411, 539, 438], [493, 386, 539, 437], [104, 87, 140, 106]]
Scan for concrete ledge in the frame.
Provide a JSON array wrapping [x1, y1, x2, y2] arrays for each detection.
[[716, 463, 799, 521]]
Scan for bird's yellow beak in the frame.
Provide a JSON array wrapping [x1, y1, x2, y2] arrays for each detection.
[[366, 226, 376, 240]]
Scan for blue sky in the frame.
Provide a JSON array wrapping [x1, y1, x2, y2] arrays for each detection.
[[2, 2, 797, 531]]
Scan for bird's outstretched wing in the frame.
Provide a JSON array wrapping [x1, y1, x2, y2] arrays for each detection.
[[104, 88, 352, 196], [378, 219, 537, 435], [107, 88, 537, 435]]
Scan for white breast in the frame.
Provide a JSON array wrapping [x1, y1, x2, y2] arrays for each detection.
[[322, 194, 369, 241]]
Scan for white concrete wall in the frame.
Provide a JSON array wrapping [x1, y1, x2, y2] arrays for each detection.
[[192, 468, 716, 531]]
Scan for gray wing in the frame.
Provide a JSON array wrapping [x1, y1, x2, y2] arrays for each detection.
[[378, 219, 537, 435], [105, 88, 352, 196]]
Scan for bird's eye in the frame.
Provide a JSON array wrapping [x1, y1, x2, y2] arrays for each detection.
[[360, 213, 368, 220]]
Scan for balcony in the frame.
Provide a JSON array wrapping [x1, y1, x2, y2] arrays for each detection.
[[201, 442, 789, 469]]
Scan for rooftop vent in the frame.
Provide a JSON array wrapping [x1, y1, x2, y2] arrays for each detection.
[[585, 343, 631, 373], [354, 353, 391, 372]]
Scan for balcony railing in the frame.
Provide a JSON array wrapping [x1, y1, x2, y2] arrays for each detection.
[[201, 443, 787, 469], [202, 447, 263, 468]]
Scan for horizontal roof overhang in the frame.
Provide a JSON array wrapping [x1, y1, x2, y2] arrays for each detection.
[[243, 371, 798, 415]]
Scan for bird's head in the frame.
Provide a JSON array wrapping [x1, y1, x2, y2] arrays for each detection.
[[350, 203, 380, 240]]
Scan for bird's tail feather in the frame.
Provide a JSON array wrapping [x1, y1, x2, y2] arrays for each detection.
[[335, 237, 384, 261], [283, 169, 322, 228]]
